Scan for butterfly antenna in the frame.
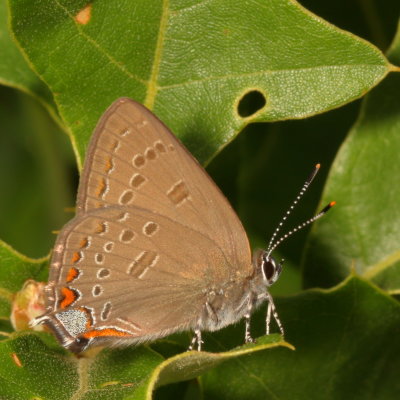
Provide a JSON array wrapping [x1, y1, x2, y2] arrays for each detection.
[[266, 201, 336, 258], [266, 163, 321, 255]]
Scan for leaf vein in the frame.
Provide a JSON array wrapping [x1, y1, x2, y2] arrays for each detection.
[[158, 64, 387, 91], [144, 0, 170, 109]]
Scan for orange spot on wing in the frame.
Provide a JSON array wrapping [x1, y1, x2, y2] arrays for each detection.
[[79, 238, 89, 248], [66, 267, 80, 283], [60, 287, 78, 308], [82, 328, 132, 339], [75, 3, 92, 25], [96, 178, 107, 198], [105, 157, 113, 173], [71, 252, 81, 264], [96, 222, 106, 234]]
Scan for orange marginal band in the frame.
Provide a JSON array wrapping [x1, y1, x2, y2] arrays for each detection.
[[96, 222, 106, 234], [82, 328, 133, 339], [79, 238, 88, 248], [96, 178, 106, 197], [60, 287, 79, 308], [71, 252, 81, 264], [66, 267, 80, 283], [105, 157, 113, 173]]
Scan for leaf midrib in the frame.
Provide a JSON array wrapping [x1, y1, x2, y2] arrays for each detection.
[[144, 0, 170, 109]]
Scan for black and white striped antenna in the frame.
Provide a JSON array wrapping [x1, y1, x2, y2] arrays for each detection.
[[266, 164, 335, 258]]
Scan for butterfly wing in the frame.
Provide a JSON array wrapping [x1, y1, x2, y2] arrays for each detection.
[[41, 98, 254, 351], [76, 98, 252, 277]]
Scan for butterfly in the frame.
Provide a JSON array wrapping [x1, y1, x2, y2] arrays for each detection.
[[32, 98, 334, 352]]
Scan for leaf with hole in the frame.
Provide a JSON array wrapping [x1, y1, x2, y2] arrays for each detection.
[[8, 0, 389, 165]]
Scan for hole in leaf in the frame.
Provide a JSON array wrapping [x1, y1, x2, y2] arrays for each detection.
[[237, 90, 266, 117]]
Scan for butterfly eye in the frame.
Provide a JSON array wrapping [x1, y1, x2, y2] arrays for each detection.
[[261, 254, 282, 286]]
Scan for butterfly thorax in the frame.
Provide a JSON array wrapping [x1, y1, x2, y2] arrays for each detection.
[[198, 262, 268, 332]]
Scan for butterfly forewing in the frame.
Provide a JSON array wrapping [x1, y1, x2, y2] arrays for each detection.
[[76, 98, 252, 276]]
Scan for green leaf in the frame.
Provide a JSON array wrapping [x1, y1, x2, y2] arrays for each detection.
[[0, 332, 290, 399], [303, 25, 400, 293], [0, 333, 164, 400], [148, 335, 291, 391], [200, 276, 400, 399], [8, 0, 389, 166], [0, 0, 57, 118]]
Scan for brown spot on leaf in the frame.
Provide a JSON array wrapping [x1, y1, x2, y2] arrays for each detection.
[[75, 4, 92, 25], [11, 353, 22, 367]]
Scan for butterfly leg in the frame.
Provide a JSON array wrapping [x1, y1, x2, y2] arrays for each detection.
[[244, 293, 257, 343], [265, 290, 284, 336], [266, 300, 272, 335], [188, 329, 203, 351]]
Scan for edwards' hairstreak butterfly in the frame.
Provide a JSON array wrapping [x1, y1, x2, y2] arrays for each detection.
[[32, 98, 334, 352]]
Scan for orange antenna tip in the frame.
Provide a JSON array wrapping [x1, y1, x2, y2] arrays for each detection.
[[315, 163, 321, 169]]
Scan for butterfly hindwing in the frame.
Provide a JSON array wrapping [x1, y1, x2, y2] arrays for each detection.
[[47, 205, 241, 347]]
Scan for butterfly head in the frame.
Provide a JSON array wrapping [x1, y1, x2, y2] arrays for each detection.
[[259, 252, 283, 287]]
